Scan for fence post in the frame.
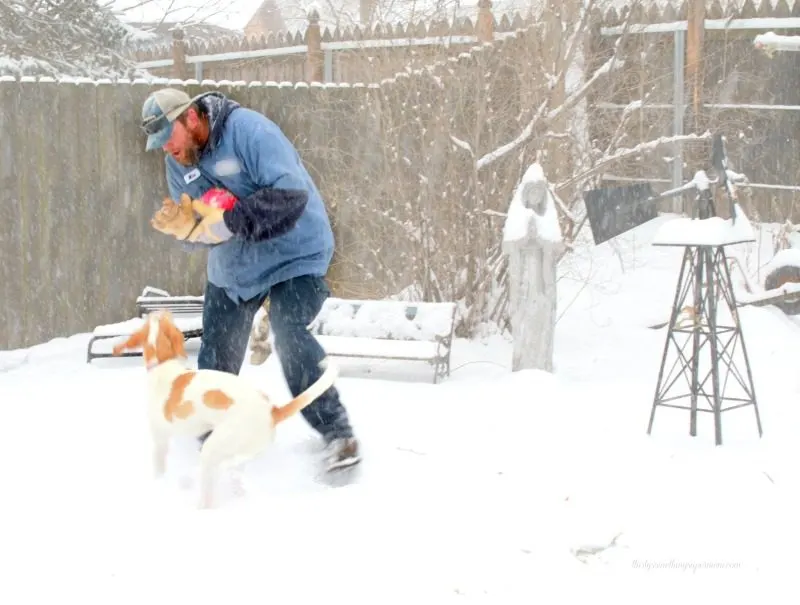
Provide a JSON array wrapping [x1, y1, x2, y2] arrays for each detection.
[[686, 0, 705, 124], [306, 9, 324, 82], [477, 0, 494, 43], [171, 27, 187, 79], [324, 50, 333, 82], [671, 29, 686, 213]]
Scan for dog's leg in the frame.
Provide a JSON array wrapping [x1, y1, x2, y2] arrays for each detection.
[[152, 431, 169, 478], [197, 430, 226, 509], [197, 404, 276, 509], [198, 461, 217, 509], [229, 466, 247, 499]]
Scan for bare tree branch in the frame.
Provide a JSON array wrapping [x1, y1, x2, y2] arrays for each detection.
[[475, 4, 638, 172], [556, 132, 713, 193]]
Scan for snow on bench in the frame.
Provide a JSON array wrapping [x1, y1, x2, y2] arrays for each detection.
[[136, 295, 204, 315], [134, 285, 204, 316], [92, 315, 203, 337], [308, 297, 457, 384]]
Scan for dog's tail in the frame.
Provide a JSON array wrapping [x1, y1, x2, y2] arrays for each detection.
[[271, 357, 340, 426]]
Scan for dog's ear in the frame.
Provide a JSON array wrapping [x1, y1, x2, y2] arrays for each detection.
[[113, 320, 150, 355], [159, 315, 187, 360]]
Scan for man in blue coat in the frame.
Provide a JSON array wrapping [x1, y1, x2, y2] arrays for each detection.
[[140, 87, 360, 473]]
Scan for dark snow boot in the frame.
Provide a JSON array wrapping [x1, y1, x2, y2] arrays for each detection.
[[324, 437, 362, 472]]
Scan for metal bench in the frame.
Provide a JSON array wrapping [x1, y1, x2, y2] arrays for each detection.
[[308, 297, 458, 384], [86, 290, 458, 383], [86, 287, 204, 362]]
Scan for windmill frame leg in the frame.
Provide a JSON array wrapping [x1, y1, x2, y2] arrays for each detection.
[[647, 244, 762, 445]]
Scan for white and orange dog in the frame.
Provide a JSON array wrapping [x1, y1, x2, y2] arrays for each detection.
[[112, 310, 338, 509]]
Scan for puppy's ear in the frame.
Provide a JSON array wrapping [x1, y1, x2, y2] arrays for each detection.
[[170, 323, 187, 359], [161, 315, 187, 359], [113, 321, 149, 355]]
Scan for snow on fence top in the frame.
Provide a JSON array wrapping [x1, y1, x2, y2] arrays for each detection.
[[128, 0, 787, 62], [596, 0, 800, 29], [128, 7, 527, 59], [0, 74, 380, 89], [0, 23, 527, 90]]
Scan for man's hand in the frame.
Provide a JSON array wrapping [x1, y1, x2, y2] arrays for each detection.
[[184, 200, 233, 244], [151, 192, 233, 244], [150, 194, 197, 240]]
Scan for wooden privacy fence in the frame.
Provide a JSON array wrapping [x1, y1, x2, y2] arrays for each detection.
[[588, 0, 800, 221], [0, 77, 370, 351], [0, 78, 209, 351], [129, 1, 519, 84], [1, 18, 563, 351]]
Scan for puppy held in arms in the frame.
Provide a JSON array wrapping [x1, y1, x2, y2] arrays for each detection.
[[112, 310, 339, 509]]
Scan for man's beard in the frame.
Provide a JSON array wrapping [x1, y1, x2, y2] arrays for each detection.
[[176, 131, 203, 166]]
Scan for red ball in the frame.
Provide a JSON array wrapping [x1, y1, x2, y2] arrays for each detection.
[[199, 187, 238, 211]]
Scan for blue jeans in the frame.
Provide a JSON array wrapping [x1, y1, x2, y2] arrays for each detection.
[[197, 275, 354, 442]]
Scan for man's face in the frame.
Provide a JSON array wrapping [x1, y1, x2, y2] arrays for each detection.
[[163, 109, 203, 166]]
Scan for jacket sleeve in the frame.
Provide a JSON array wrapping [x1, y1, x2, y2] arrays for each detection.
[[223, 116, 310, 242], [222, 187, 308, 242]]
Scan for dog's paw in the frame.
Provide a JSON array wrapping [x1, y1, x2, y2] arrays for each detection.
[[230, 475, 247, 499], [225, 467, 250, 499]]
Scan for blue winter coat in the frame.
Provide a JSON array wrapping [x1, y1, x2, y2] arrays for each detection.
[[163, 91, 334, 304]]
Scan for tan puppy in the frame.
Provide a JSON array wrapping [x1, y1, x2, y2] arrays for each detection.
[[112, 310, 338, 509]]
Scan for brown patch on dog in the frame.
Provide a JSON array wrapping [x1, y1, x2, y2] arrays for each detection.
[[164, 371, 197, 422], [203, 389, 234, 410]]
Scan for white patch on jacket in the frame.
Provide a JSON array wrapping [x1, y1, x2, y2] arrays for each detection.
[[214, 157, 241, 177]]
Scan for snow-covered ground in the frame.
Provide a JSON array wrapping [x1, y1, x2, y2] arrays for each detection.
[[1, 213, 796, 601]]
